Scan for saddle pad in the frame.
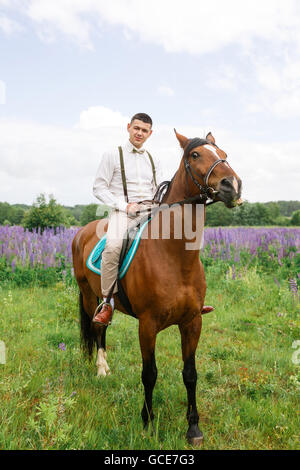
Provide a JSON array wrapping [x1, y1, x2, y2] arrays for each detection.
[[86, 217, 151, 279]]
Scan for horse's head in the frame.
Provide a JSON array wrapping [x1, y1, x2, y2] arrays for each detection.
[[175, 130, 242, 208]]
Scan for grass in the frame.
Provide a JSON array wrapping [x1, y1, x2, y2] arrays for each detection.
[[0, 267, 299, 450]]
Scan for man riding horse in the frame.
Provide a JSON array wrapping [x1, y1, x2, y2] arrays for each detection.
[[92, 112, 213, 326]]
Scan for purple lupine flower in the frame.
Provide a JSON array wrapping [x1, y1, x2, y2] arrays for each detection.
[[288, 279, 298, 297], [274, 277, 281, 288], [232, 264, 236, 280], [11, 258, 16, 272], [58, 343, 66, 351]]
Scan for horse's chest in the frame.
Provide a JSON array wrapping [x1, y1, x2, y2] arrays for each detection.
[[161, 286, 202, 325]]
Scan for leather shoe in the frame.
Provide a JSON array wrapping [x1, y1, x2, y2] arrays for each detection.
[[201, 305, 214, 315], [93, 303, 113, 326]]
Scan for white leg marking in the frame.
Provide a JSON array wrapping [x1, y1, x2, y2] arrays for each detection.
[[96, 348, 110, 377]]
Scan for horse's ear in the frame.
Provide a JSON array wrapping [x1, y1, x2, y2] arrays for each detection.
[[174, 129, 188, 149], [206, 132, 216, 145]]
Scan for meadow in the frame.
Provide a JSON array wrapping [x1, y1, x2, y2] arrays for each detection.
[[0, 226, 299, 450]]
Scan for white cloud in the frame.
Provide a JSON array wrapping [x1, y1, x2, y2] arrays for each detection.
[[2, 0, 300, 121], [0, 14, 23, 35], [206, 66, 239, 92], [246, 58, 300, 118], [157, 86, 174, 97], [77, 106, 129, 130], [0, 110, 299, 206], [2, 0, 298, 55], [26, 0, 95, 49]]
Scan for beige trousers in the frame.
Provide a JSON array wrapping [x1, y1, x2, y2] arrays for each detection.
[[101, 202, 157, 296]]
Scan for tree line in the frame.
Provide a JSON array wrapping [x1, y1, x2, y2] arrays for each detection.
[[0, 194, 300, 230], [205, 200, 300, 226]]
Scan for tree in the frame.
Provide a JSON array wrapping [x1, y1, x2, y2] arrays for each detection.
[[80, 204, 110, 226], [290, 210, 300, 226], [0, 202, 11, 224], [80, 204, 97, 226], [23, 194, 69, 232], [10, 207, 25, 225], [205, 202, 234, 226], [64, 204, 85, 225], [232, 202, 272, 226]]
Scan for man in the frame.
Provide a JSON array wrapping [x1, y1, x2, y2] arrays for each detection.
[[92, 113, 162, 326]]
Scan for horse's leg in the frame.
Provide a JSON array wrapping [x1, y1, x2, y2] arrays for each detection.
[[79, 281, 110, 377], [138, 318, 158, 430], [179, 315, 203, 446], [95, 324, 110, 377]]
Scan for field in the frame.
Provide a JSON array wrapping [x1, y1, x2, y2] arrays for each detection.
[[0, 226, 299, 450]]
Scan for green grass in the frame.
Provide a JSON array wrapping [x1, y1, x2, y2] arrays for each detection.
[[0, 268, 299, 450]]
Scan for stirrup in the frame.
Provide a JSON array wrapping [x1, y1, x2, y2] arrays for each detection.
[[93, 300, 105, 320]]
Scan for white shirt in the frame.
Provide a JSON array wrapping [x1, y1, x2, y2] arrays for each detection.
[[93, 140, 163, 212]]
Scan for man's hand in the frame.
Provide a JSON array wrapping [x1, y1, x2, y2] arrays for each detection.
[[126, 202, 140, 216]]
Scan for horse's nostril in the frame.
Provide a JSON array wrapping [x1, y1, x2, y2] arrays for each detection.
[[220, 178, 232, 188]]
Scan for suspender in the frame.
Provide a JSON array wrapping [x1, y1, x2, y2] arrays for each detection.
[[118, 146, 157, 203], [146, 151, 157, 187], [118, 146, 128, 203]]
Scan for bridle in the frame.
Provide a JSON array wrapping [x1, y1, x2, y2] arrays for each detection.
[[183, 138, 227, 205], [150, 137, 230, 210]]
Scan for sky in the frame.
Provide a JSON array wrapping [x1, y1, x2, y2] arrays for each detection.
[[0, 0, 300, 206]]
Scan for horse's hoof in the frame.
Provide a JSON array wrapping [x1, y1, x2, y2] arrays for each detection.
[[187, 434, 204, 446], [186, 427, 204, 447]]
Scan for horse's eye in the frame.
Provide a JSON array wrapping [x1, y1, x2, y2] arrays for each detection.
[[191, 152, 199, 160]]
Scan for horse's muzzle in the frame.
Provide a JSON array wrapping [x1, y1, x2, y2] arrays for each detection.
[[217, 177, 242, 208]]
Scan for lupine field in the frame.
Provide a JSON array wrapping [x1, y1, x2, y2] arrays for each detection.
[[0, 224, 299, 450], [0, 225, 299, 287]]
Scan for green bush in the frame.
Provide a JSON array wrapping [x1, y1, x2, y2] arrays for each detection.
[[23, 194, 71, 232], [290, 210, 300, 226]]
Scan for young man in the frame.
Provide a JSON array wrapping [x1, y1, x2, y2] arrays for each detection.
[[92, 113, 162, 325]]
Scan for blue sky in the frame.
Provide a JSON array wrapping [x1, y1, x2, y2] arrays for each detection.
[[0, 0, 300, 205]]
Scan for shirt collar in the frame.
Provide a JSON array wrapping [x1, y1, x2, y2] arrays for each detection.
[[125, 140, 145, 154]]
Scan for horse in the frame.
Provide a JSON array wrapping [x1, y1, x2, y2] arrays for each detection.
[[72, 130, 242, 446]]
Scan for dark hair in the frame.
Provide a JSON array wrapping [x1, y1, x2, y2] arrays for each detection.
[[130, 113, 152, 127]]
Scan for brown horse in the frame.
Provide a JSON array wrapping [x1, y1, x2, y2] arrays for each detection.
[[72, 130, 242, 445]]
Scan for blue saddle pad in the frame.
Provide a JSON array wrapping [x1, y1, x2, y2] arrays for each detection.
[[86, 217, 151, 279]]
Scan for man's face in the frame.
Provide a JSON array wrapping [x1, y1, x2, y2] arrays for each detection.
[[127, 119, 152, 148]]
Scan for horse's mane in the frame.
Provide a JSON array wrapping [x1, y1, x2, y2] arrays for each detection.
[[184, 138, 208, 156], [153, 179, 173, 204]]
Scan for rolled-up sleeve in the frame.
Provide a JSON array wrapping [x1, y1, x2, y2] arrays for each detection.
[[93, 152, 128, 212]]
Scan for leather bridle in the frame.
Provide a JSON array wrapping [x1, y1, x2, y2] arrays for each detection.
[[151, 138, 231, 209], [183, 139, 227, 204]]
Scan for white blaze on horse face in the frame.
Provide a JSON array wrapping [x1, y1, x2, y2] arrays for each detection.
[[203, 144, 220, 160], [96, 348, 110, 377], [232, 177, 239, 193]]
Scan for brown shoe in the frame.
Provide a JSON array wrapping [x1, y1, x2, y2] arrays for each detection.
[[201, 305, 214, 315], [93, 303, 113, 326]]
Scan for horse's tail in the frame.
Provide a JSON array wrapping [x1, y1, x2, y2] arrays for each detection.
[[79, 291, 96, 359]]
